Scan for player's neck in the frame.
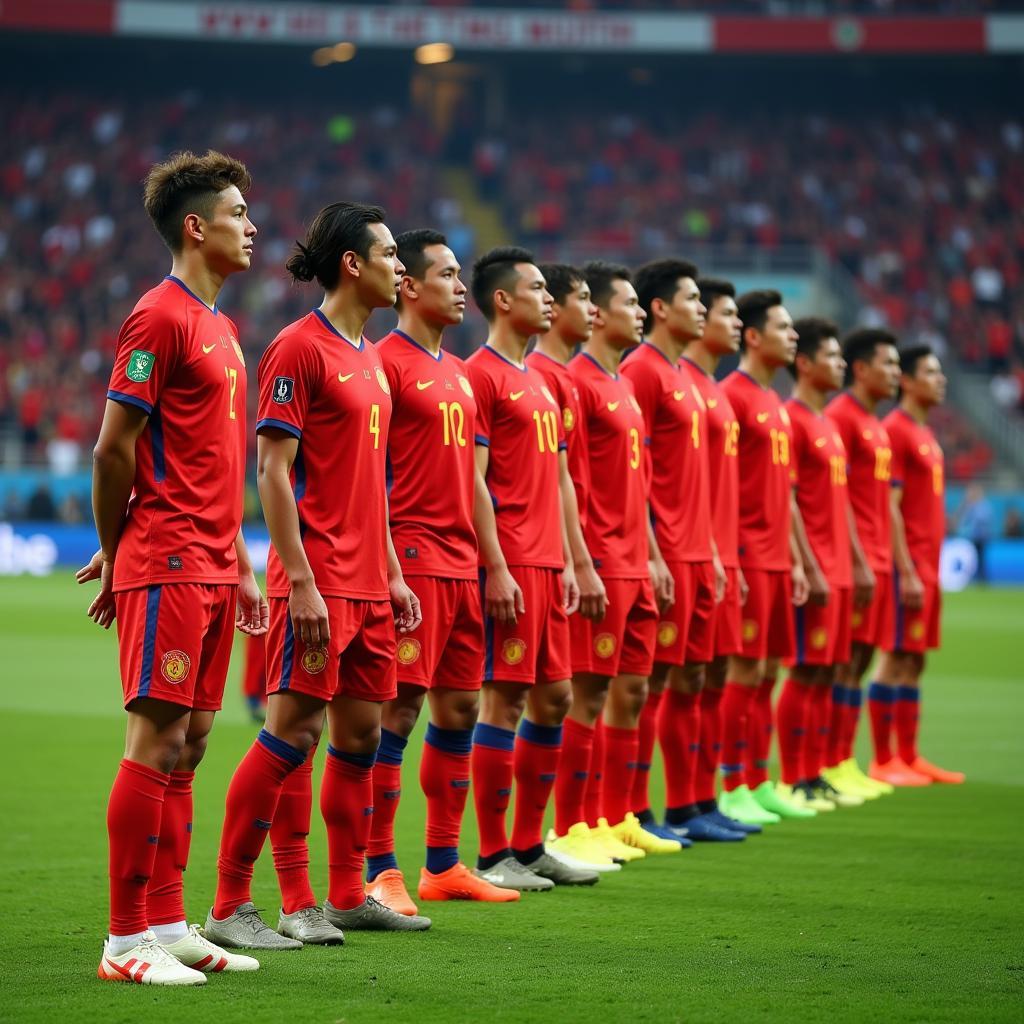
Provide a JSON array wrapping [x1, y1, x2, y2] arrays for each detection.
[[319, 290, 371, 346], [646, 326, 685, 366], [486, 321, 530, 367], [581, 334, 623, 376], [168, 255, 225, 311], [739, 354, 776, 389], [533, 331, 577, 365], [793, 381, 827, 413], [682, 341, 717, 376], [850, 382, 878, 415], [396, 312, 444, 355], [900, 396, 929, 424]]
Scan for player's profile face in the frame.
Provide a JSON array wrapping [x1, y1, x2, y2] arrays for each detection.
[[813, 336, 845, 390], [760, 305, 798, 367], [704, 296, 742, 354], [417, 244, 466, 326], [907, 353, 946, 406], [507, 262, 552, 334], [666, 277, 705, 342], [603, 279, 645, 348], [361, 222, 405, 308], [867, 343, 901, 399], [557, 280, 597, 343], [197, 185, 256, 275]]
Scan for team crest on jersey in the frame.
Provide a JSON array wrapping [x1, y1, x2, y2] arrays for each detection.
[[657, 622, 679, 648], [501, 638, 527, 666], [563, 407, 575, 432], [815, 437, 827, 448], [810, 628, 829, 650], [272, 376, 294, 404], [126, 349, 155, 383], [918, 444, 931, 456], [909, 620, 926, 641], [742, 619, 758, 643], [160, 650, 191, 684], [594, 633, 617, 659], [375, 367, 391, 394], [458, 375, 474, 398], [301, 647, 328, 674], [851, 610, 864, 629], [397, 638, 422, 665], [862, 429, 873, 440]]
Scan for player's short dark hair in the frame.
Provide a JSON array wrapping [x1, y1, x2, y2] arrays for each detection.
[[841, 327, 898, 385], [696, 277, 735, 312], [583, 260, 633, 311], [396, 228, 448, 283], [471, 245, 536, 321], [633, 259, 700, 334], [899, 344, 934, 377], [538, 263, 584, 306], [143, 150, 251, 254], [789, 316, 841, 379], [736, 289, 784, 340], [286, 202, 386, 290]]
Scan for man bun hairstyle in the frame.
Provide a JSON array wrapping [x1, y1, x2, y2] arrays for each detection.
[[286, 202, 386, 290], [471, 245, 536, 321], [633, 258, 700, 333]]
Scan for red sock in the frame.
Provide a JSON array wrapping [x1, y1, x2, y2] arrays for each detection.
[[867, 681, 898, 765], [367, 761, 402, 860], [420, 725, 472, 858], [720, 682, 753, 792], [776, 678, 813, 784], [107, 759, 169, 935], [805, 685, 831, 779], [583, 718, 606, 828], [631, 689, 662, 815], [842, 689, 864, 761], [695, 686, 724, 803], [471, 723, 515, 860], [555, 717, 594, 835], [746, 676, 776, 788], [321, 746, 374, 912], [147, 770, 193, 926], [657, 689, 700, 810], [214, 731, 304, 919], [602, 724, 639, 826], [827, 686, 847, 766], [895, 686, 921, 764], [511, 720, 562, 855], [271, 744, 317, 914]]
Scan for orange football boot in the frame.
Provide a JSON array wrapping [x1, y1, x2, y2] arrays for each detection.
[[418, 862, 520, 902], [366, 868, 419, 916], [907, 756, 965, 784], [869, 756, 932, 787]]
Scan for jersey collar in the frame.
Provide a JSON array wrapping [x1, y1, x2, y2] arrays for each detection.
[[314, 309, 364, 350], [394, 329, 444, 362], [165, 275, 218, 315]]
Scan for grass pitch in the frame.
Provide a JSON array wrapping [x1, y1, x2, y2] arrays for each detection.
[[0, 577, 1021, 1023]]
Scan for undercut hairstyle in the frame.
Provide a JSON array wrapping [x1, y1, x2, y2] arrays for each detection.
[[471, 246, 536, 321], [736, 289, 784, 338], [841, 327, 898, 386], [143, 149, 251, 254], [696, 277, 735, 312], [583, 260, 632, 311], [285, 202, 386, 290], [396, 228, 448, 283], [899, 344, 934, 378], [633, 259, 700, 333], [789, 316, 841, 379], [538, 263, 584, 306]]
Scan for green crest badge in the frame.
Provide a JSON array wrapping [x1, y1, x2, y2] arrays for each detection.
[[126, 349, 155, 383]]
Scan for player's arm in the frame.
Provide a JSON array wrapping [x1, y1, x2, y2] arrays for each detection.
[[789, 525, 810, 608], [257, 428, 330, 645], [846, 500, 876, 608], [385, 519, 421, 634], [646, 508, 674, 611], [710, 537, 727, 604], [234, 529, 269, 636], [559, 450, 601, 619], [790, 493, 825, 606], [473, 444, 524, 625], [890, 484, 924, 610], [76, 398, 150, 628]]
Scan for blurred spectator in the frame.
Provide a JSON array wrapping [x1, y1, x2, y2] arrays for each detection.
[[26, 485, 56, 521], [1004, 505, 1024, 539], [956, 483, 994, 580]]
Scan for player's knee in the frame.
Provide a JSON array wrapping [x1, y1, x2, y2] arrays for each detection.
[[434, 690, 479, 731], [179, 733, 209, 770], [384, 701, 421, 739], [535, 684, 572, 725]]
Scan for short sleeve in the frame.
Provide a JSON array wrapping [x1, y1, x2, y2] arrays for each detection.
[[256, 331, 320, 438], [107, 306, 185, 415], [469, 360, 496, 446]]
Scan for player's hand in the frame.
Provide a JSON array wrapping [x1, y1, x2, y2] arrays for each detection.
[[808, 565, 830, 608], [899, 569, 925, 611], [791, 563, 810, 608], [390, 576, 422, 634], [712, 552, 727, 605], [561, 563, 581, 615], [649, 556, 675, 613], [738, 568, 749, 606], [575, 560, 607, 621], [236, 572, 269, 636], [853, 561, 876, 609], [486, 565, 524, 626], [289, 577, 330, 647], [78, 549, 116, 629]]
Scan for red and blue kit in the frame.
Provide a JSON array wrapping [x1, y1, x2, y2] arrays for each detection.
[[377, 329, 483, 690], [786, 400, 854, 667], [883, 410, 945, 653], [828, 391, 894, 649], [721, 370, 795, 660], [623, 343, 716, 665], [108, 276, 245, 710], [467, 344, 570, 684], [567, 352, 657, 677], [258, 309, 396, 702]]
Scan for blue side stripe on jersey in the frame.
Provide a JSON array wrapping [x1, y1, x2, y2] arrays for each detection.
[[137, 585, 163, 698], [474, 433, 490, 447], [149, 405, 166, 484], [794, 604, 806, 664], [107, 389, 153, 415], [279, 615, 295, 691], [256, 417, 302, 439], [480, 568, 495, 681]]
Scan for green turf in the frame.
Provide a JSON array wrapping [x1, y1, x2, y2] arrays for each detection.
[[0, 577, 1021, 1023]]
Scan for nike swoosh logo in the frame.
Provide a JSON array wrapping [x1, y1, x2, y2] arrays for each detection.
[[338, 373, 354, 383], [673, 391, 685, 401], [202, 343, 217, 354], [509, 391, 525, 401], [607, 401, 621, 412], [756, 412, 770, 423], [416, 380, 434, 390]]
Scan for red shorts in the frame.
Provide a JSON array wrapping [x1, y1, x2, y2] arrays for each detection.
[[851, 567, 895, 650], [739, 568, 795, 661], [266, 597, 397, 703], [886, 575, 941, 654], [395, 576, 483, 691], [713, 566, 744, 658], [792, 585, 853, 667], [571, 576, 658, 677], [654, 561, 716, 666], [484, 566, 571, 685], [115, 583, 235, 712]]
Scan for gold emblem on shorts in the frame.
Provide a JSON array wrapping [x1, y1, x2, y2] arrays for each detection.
[[458, 375, 473, 398], [502, 638, 527, 665], [851, 610, 864, 629], [810, 627, 828, 650], [909, 620, 926, 641], [594, 633, 617, 659], [742, 619, 758, 643], [397, 638, 422, 665], [160, 650, 191, 684], [301, 646, 328, 674], [657, 622, 678, 648], [563, 406, 575, 432], [375, 367, 391, 394]]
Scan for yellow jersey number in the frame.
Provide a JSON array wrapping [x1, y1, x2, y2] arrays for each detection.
[[829, 454, 848, 486], [874, 446, 892, 482], [769, 427, 790, 466], [368, 403, 381, 449], [438, 401, 467, 447], [532, 409, 559, 454], [628, 427, 641, 469], [224, 367, 238, 421], [723, 420, 739, 457]]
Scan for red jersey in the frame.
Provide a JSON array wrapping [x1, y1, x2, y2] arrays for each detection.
[[377, 329, 477, 580], [466, 344, 564, 570], [884, 409, 944, 584], [682, 358, 740, 568], [828, 392, 893, 573], [567, 352, 648, 578], [106, 276, 246, 592], [622, 342, 713, 563], [786, 399, 853, 587], [257, 309, 392, 601], [721, 370, 792, 572]]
